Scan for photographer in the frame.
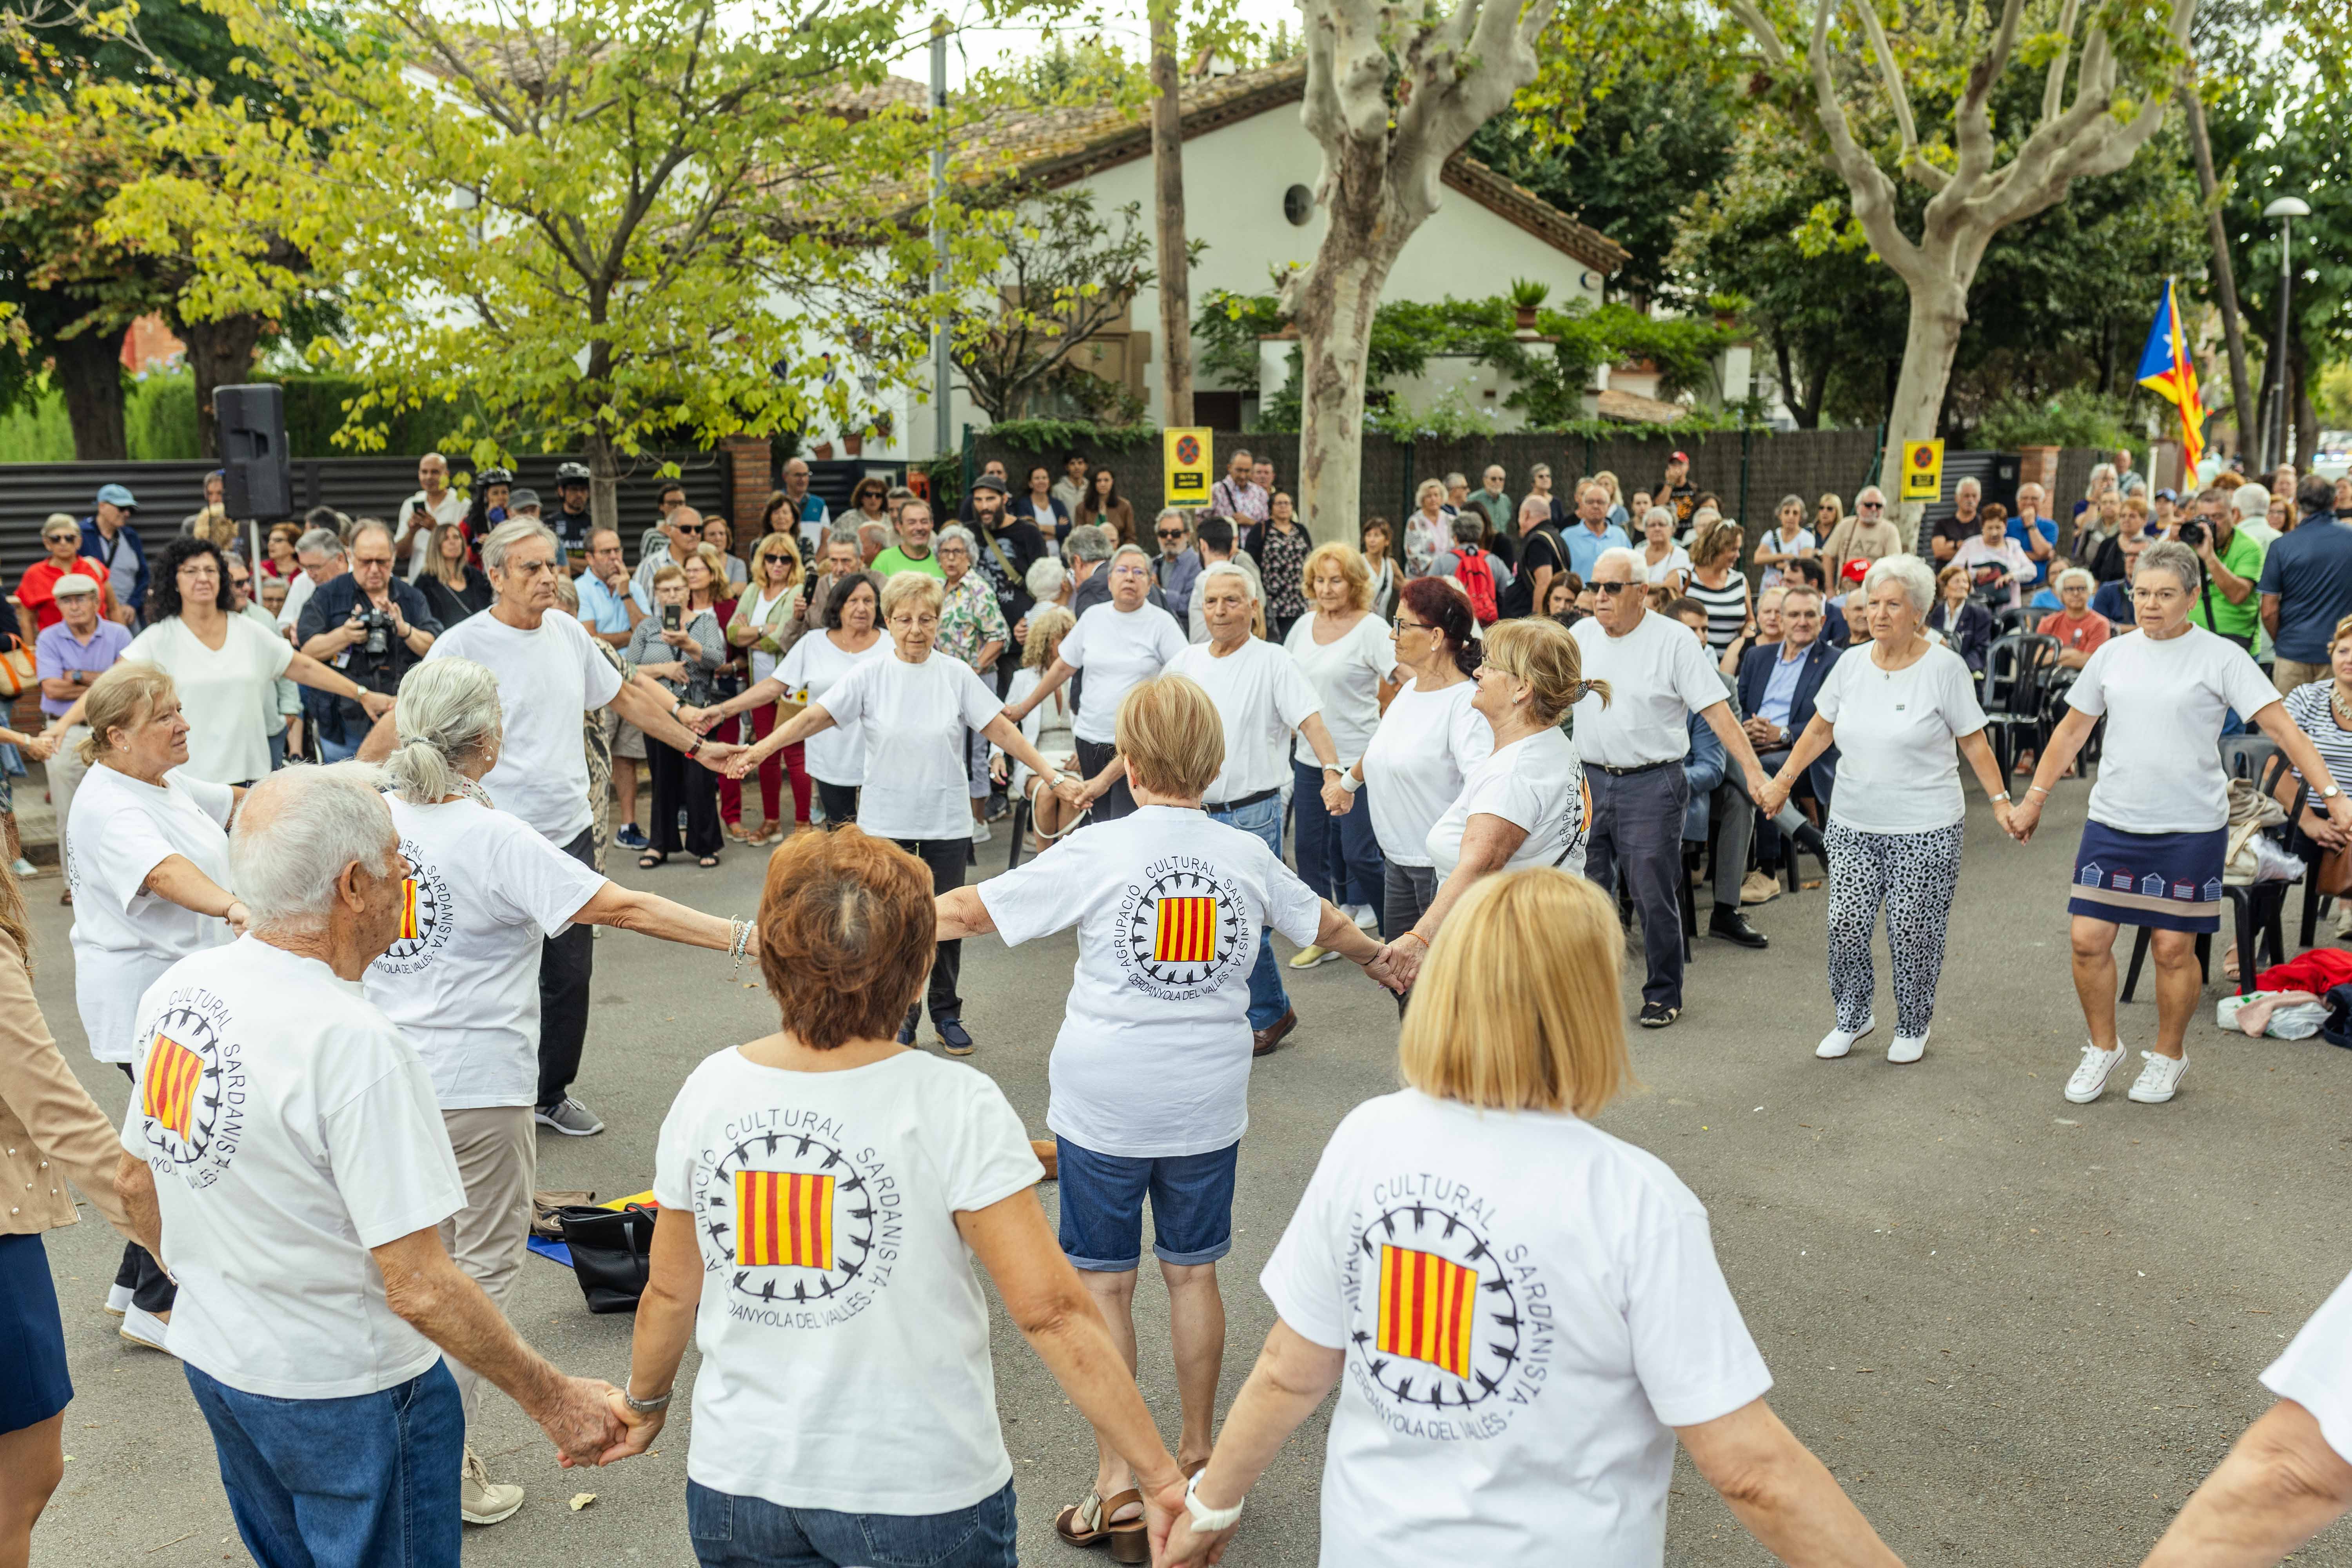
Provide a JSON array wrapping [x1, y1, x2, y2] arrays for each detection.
[[2177, 485, 2262, 652], [297, 519, 440, 760]]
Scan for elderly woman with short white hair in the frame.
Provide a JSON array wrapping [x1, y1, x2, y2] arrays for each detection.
[[1758, 555, 2014, 1066], [2010, 540, 2352, 1107]]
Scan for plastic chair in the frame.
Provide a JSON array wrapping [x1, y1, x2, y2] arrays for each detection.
[[1980, 633, 2060, 777], [1991, 604, 2032, 640], [2257, 751, 2338, 953], [1004, 794, 1032, 870]]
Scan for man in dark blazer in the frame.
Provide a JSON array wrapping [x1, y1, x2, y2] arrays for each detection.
[[1737, 582, 1840, 808]]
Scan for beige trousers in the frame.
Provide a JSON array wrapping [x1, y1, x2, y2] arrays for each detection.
[[436, 1105, 537, 1436], [47, 727, 91, 870], [2275, 658, 2329, 698]]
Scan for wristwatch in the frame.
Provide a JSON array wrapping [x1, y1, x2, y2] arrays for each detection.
[[622, 1387, 671, 1416], [2323, 785, 2343, 801], [1183, 1470, 1245, 1532]]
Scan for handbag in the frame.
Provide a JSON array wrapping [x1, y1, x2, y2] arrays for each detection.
[[0, 642, 34, 700], [555, 1202, 657, 1313]]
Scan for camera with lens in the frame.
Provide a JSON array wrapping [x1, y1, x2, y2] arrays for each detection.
[[2178, 520, 2207, 550], [350, 604, 391, 656]]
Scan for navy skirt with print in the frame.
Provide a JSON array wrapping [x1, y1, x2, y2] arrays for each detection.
[[0, 1231, 73, 1433], [2067, 821, 2228, 934]]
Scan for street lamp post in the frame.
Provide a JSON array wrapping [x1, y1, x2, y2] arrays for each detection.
[[2261, 195, 2310, 470]]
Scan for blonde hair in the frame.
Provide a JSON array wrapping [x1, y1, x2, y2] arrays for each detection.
[[1300, 541, 1372, 613], [1479, 617, 1607, 725], [687, 542, 730, 599], [1416, 478, 1446, 509], [1399, 870, 1630, 1117], [425, 521, 470, 589], [649, 563, 687, 589], [1022, 604, 1075, 668], [879, 570, 946, 621], [1693, 518, 1745, 568], [79, 662, 178, 766], [2330, 614, 2352, 652], [750, 531, 803, 587], [1114, 675, 1224, 798], [189, 504, 237, 548]]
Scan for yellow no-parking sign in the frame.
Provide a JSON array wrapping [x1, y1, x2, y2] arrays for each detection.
[[1165, 428, 1212, 505], [1900, 439, 1945, 503]]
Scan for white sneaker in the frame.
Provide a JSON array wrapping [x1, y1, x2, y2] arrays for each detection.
[[1887, 1029, 1928, 1065], [2065, 1043, 2126, 1103], [461, 1449, 524, 1526], [1816, 1016, 1875, 1058], [119, 1305, 173, 1353], [105, 1283, 133, 1317], [971, 818, 992, 844], [2127, 1051, 2189, 1104], [1350, 903, 1379, 931]]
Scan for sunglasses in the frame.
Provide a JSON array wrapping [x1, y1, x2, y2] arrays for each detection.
[[1155, 528, 1185, 539], [1590, 580, 1640, 595], [1858, 501, 1884, 510]]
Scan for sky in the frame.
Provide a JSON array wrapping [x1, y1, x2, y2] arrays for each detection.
[[882, 0, 1302, 90]]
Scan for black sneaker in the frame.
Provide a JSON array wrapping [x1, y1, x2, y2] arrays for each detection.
[[937, 1019, 975, 1056], [896, 1014, 917, 1047], [1708, 907, 1769, 949], [1637, 1002, 1681, 1029]]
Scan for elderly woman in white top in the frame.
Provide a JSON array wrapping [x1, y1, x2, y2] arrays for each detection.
[[1638, 506, 1692, 590], [724, 572, 1072, 1058], [366, 657, 758, 1521], [63, 662, 250, 1348], [1404, 479, 1451, 578], [2010, 540, 2352, 1108], [1756, 556, 2014, 1066], [1283, 543, 1397, 961]]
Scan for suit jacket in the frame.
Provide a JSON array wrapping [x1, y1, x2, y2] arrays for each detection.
[[1737, 637, 1840, 802], [1927, 600, 1994, 673]]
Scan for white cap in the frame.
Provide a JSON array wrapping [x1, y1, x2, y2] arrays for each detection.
[[50, 572, 102, 598]]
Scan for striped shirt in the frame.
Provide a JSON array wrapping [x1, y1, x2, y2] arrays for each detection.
[[2283, 681, 2352, 785], [1686, 573, 1751, 653]]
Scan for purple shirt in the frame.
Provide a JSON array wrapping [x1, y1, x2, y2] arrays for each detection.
[[34, 617, 132, 717]]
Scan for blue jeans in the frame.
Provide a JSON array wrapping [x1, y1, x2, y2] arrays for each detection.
[[686, 1477, 1016, 1568], [1055, 1139, 1240, 1272], [318, 731, 361, 762], [267, 729, 288, 771], [1291, 759, 1384, 912], [185, 1360, 461, 1568], [1208, 794, 1289, 1029]]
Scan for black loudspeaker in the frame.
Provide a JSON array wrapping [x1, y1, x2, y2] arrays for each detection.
[[216, 383, 292, 519]]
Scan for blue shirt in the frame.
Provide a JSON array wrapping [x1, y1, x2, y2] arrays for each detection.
[[2256, 515, 2352, 663], [1758, 643, 1807, 729], [1561, 521, 1631, 581], [2006, 516, 2059, 584], [33, 617, 132, 718], [575, 572, 634, 635], [2091, 579, 2133, 628]]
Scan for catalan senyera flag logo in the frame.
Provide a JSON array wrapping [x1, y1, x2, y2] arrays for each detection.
[[1377, 1244, 1480, 1379], [1152, 895, 1219, 964], [734, 1171, 834, 1269], [397, 878, 421, 941], [142, 1033, 204, 1139]]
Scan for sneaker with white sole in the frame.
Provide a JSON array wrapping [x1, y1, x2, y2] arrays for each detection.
[[971, 819, 992, 844], [1817, 1016, 1875, 1059], [105, 1283, 133, 1317], [119, 1304, 172, 1352], [2126, 1051, 2189, 1103], [1886, 1029, 1928, 1065], [462, 1449, 524, 1526], [1287, 944, 1341, 969], [2065, 1043, 2126, 1103], [534, 1096, 604, 1137]]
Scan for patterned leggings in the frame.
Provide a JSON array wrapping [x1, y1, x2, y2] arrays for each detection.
[[1823, 820, 1965, 1038]]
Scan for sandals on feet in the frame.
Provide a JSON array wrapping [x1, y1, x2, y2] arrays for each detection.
[[1054, 1488, 1146, 1562], [697, 855, 721, 868], [637, 852, 665, 869]]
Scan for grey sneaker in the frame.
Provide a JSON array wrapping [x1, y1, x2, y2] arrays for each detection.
[[534, 1096, 604, 1137], [461, 1449, 524, 1526]]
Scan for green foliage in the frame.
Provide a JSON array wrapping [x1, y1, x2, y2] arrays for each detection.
[[125, 372, 199, 459], [2318, 362, 2352, 429], [1369, 385, 1500, 441], [953, 187, 1163, 422], [0, 382, 74, 460], [1973, 387, 2140, 452], [991, 31, 1149, 104], [1507, 279, 1550, 310], [985, 417, 1157, 452]]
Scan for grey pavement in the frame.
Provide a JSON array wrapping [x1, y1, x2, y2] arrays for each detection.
[[21, 781, 2352, 1566]]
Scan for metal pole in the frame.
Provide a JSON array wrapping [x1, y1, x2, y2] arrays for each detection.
[[2270, 214, 2293, 469], [929, 16, 952, 462]]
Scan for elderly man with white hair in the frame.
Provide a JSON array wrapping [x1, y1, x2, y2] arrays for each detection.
[[111, 764, 631, 1564], [1822, 484, 1904, 585], [1572, 546, 1775, 1029]]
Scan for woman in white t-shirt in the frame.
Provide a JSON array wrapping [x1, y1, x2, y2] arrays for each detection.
[[2010, 540, 2352, 1108], [1637, 506, 1691, 592], [63, 663, 250, 1348], [696, 571, 888, 828], [1159, 870, 1902, 1568], [725, 573, 1069, 1058], [939, 673, 1395, 1557], [1343, 575, 1492, 941], [604, 827, 1189, 1568], [724, 533, 811, 841], [1752, 494, 1817, 589], [1282, 542, 1398, 954], [1388, 617, 1595, 993], [362, 657, 757, 1520], [1756, 555, 2014, 1065], [123, 537, 392, 785], [991, 606, 1082, 846]]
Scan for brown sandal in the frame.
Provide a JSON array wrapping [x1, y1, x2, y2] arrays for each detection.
[[1053, 1488, 1146, 1561]]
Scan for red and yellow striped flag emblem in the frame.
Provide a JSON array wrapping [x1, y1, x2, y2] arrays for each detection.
[[142, 1033, 204, 1139], [1376, 1244, 1479, 1379], [1152, 895, 1219, 963], [397, 878, 420, 940], [734, 1171, 834, 1269]]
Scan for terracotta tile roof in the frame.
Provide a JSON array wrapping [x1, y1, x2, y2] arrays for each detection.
[[1595, 387, 1690, 424]]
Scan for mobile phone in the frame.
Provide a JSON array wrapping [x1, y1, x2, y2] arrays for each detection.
[[662, 604, 682, 632]]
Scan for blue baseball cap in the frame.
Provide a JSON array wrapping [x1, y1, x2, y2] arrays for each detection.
[[95, 483, 139, 508]]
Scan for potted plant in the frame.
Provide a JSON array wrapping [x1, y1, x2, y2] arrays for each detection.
[[811, 439, 836, 460], [842, 431, 864, 456], [1508, 278, 1550, 333]]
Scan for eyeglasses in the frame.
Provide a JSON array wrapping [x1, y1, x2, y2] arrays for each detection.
[[1590, 580, 1640, 595], [1391, 619, 1432, 635]]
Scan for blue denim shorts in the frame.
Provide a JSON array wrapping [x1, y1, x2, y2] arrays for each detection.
[[1055, 1138, 1240, 1272], [687, 1477, 1016, 1568]]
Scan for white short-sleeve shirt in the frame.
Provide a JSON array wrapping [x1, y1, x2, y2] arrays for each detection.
[[1060, 600, 1187, 744], [977, 806, 1323, 1158], [654, 1047, 1041, 1514], [1166, 637, 1323, 804], [1425, 726, 1588, 877], [817, 653, 1004, 840], [364, 796, 608, 1109], [2262, 1268, 2352, 1465], [1284, 612, 1397, 768], [125, 615, 295, 786], [2065, 625, 2282, 833], [121, 936, 468, 1398], [777, 631, 895, 788], [1362, 677, 1492, 868], [1811, 642, 1988, 835], [424, 609, 624, 844], [1569, 612, 1728, 768], [1260, 1090, 1773, 1568], [67, 764, 236, 1063]]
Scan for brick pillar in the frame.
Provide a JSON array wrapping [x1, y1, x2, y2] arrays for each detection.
[[2016, 445, 2060, 500], [719, 435, 774, 533]]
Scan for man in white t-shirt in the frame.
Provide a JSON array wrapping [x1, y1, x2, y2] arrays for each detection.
[[110, 765, 628, 1563], [1572, 548, 1773, 1029], [1186, 517, 1260, 644], [363, 520, 739, 1137]]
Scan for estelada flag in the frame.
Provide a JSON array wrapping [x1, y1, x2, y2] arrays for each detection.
[[735, 1170, 833, 1269], [1153, 895, 1219, 964], [143, 1033, 204, 1138], [2136, 278, 2205, 472], [1376, 1243, 1479, 1379]]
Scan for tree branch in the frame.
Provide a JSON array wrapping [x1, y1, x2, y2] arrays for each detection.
[[1798, 0, 1920, 275], [2039, 0, 2080, 126], [1851, 0, 1947, 192]]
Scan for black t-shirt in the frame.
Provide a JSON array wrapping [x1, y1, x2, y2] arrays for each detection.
[[550, 505, 595, 554], [1662, 482, 1699, 529], [969, 515, 1047, 629], [1499, 525, 1568, 619], [1933, 512, 1980, 554]]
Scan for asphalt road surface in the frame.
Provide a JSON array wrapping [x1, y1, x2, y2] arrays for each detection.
[[23, 782, 2352, 1567]]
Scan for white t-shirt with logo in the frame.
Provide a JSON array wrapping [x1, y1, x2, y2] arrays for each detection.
[[653, 1047, 1042, 1514], [120, 936, 467, 1398], [424, 609, 623, 844], [363, 796, 608, 1109], [2263, 1267, 2352, 1465], [1060, 600, 1186, 744], [125, 615, 296, 786], [68, 764, 236, 1063], [1285, 612, 1397, 768], [1426, 727, 1588, 878], [977, 806, 1323, 1158], [776, 631, 893, 788], [1261, 1089, 1773, 1568], [1166, 637, 1321, 804], [1812, 642, 1987, 835], [1363, 678, 1492, 868], [2066, 624, 2283, 833], [1568, 612, 1728, 768], [816, 653, 1003, 839]]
